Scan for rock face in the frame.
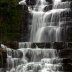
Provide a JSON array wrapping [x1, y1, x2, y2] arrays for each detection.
[[19, 42, 72, 49], [0, 48, 7, 68], [59, 49, 72, 58], [3, 41, 19, 49]]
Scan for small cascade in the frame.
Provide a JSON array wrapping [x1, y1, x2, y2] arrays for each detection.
[[5, 47, 23, 72], [5, 42, 72, 72], [6, 47, 63, 72], [5, 42, 64, 72]]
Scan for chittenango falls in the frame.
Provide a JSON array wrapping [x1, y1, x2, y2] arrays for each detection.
[[5, 0, 72, 72]]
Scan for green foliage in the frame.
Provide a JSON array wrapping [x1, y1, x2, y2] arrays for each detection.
[[0, 0, 22, 42]]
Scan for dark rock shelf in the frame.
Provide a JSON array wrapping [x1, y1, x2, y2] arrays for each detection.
[[19, 42, 72, 49]]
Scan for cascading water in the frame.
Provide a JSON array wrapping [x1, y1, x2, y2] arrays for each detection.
[[29, 0, 70, 42], [5, 0, 71, 72]]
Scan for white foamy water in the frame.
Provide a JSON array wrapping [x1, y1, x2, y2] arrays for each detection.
[[54, 0, 62, 5], [19, 0, 69, 42], [6, 47, 63, 72], [28, 0, 69, 42], [6, 0, 71, 72]]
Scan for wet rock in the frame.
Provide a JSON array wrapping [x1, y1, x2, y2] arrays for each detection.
[[43, 5, 52, 12], [63, 63, 72, 71], [3, 41, 19, 49], [12, 50, 23, 58], [7, 57, 22, 70], [65, 27, 72, 42], [19, 42, 31, 48], [68, 42, 72, 48], [33, 64, 42, 72], [46, 0, 53, 4], [25, 49, 33, 62], [60, 21, 72, 27], [62, 58, 72, 64], [60, 9, 72, 20], [31, 43, 36, 48], [26, 0, 36, 5], [59, 49, 72, 58], [7, 48, 23, 58], [53, 1, 72, 9], [25, 48, 57, 62], [17, 50, 23, 58], [36, 43, 51, 48], [0, 68, 6, 72], [43, 12, 52, 26], [53, 42, 67, 49], [59, 10, 72, 27], [31, 43, 51, 48], [45, 43, 51, 48], [0, 48, 7, 68], [35, 43, 45, 48]]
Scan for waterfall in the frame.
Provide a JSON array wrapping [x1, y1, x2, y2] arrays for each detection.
[[5, 0, 72, 72], [53, 0, 62, 4], [6, 47, 64, 72], [29, 0, 69, 42]]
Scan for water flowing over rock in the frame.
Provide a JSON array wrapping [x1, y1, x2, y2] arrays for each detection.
[[5, 0, 72, 72], [28, 0, 71, 42]]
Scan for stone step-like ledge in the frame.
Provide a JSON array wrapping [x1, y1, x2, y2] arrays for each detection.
[[19, 42, 72, 49]]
